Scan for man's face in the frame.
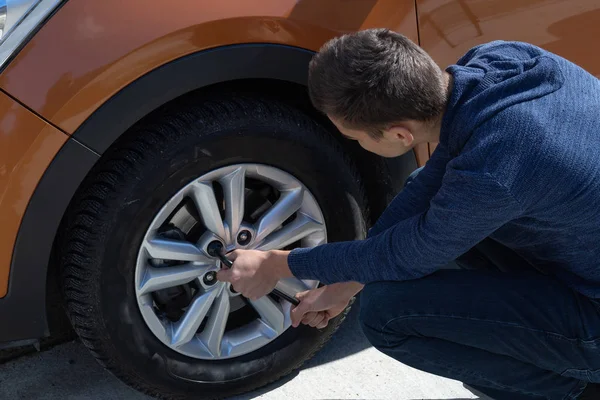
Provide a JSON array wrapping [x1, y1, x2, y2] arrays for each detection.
[[329, 117, 413, 158]]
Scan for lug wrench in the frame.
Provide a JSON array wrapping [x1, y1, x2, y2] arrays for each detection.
[[207, 241, 300, 306]]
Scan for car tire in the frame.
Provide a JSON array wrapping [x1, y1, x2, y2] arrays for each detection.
[[59, 96, 368, 399]]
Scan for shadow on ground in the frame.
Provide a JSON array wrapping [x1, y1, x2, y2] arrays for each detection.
[[227, 298, 370, 399], [0, 297, 371, 400], [303, 295, 371, 368], [0, 340, 147, 399]]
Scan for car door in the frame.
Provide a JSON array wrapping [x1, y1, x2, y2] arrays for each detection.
[[416, 0, 600, 153], [417, 0, 600, 75]]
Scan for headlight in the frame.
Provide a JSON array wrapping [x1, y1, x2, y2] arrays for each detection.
[[0, 0, 63, 69]]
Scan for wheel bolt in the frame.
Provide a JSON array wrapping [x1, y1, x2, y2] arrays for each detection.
[[203, 271, 217, 286], [207, 241, 224, 257], [237, 230, 251, 245]]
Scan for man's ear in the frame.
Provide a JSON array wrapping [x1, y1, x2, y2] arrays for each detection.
[[383, 125, 414, 147]]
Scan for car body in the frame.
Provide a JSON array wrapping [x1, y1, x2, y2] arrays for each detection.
[[0, 0, 598, 398]]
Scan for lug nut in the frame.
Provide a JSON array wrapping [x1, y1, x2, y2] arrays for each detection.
[[203, 271, 217, 286], [237, 230, 251, 245], [207, 241, 224, 257]]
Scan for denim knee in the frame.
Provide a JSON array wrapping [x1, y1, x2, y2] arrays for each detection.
[[359, 282, 397, 349]]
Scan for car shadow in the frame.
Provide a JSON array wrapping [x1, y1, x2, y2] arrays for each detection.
[[0, 340, 149, 399]]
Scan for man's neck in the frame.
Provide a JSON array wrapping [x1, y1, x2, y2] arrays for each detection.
[[420, 72, 453, 144]]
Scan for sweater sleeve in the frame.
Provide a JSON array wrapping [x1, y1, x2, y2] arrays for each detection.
[[367, 144, 451, 238], [288, 165, 524, 284]]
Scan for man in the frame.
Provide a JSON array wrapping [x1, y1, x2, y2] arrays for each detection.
[[217, 28, 600, 400]]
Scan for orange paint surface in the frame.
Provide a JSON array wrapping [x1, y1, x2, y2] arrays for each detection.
[[418, 0, 600, 77], [0, 93, 66, 297], [0, 0, 418, 134]]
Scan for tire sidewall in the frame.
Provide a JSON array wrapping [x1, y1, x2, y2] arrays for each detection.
[[72, 103, 367, 397]]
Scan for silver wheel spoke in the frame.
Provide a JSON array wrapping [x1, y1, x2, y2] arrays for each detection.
[[191, 181, 226, 239], [220, 167, 246, 242], [275, 277, 309, 300], [171, 288, 220, 348], [199, 288, 230, 357], [139, 264, 208, 295], [249, 296, 285, 335], [256, 213, 323, 251], [136, 164, 326, 360], [254, 187, 304, 243], [145, 238, 211, 263]]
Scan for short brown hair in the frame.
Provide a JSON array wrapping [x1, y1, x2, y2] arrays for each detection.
[[308, 28, 447, 138]]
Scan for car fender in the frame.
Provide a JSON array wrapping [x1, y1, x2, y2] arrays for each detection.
[[0, 44, 321, 343]]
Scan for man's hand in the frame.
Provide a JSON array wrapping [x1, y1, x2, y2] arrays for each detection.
[[291, 282, 364, 329], [216, 249, 293, 300]]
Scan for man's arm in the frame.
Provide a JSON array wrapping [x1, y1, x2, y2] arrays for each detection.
[[367, 144, 451, 238], [288, 165, 523, 284]]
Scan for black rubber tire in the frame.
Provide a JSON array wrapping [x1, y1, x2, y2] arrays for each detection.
[[58, 96, 368, 399]]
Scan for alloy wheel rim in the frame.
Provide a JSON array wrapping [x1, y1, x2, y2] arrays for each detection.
[[134, 164, 327, 360]]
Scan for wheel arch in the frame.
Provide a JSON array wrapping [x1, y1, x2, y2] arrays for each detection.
[[3, 44, 416, 344]]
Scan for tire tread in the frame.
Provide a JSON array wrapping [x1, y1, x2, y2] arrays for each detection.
[[59, 96, 369, 399]]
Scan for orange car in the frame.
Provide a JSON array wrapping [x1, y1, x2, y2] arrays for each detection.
[[0, 0, 598, 398]]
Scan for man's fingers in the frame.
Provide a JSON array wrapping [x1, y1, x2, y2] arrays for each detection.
[[302, 312, 319, 327], [227, 250, 240, 262], [246, 290, 262, 301], [316, 316, 329, 329], [291, 302, 312, 327], [291, 306, 309, 327], [301, 312, 318, 324], [290, 287, 329, 328], [309, 313, 325, 328], [216, 268, 232, 283], [295, 290, 311, 301], [223, 250, 239, 267]]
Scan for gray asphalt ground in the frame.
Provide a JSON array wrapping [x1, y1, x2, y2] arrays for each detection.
[[0, 304, 477, 400]]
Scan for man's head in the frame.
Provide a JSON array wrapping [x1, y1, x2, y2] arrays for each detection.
[[308, 28, 449, 157]]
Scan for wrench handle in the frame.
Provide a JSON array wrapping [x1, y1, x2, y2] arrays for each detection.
[[216, 252, 233, 268], [216, 250, 300, 306], [271, 288, 300, 306]]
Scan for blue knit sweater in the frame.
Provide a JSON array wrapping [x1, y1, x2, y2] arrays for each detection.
[[288, 41, 600, 298]]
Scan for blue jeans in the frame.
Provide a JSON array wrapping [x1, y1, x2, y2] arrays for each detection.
[[358, 169, 600, 399]]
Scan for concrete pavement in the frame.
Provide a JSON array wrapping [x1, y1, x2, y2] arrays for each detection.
[[0, 305, 477, 400]]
